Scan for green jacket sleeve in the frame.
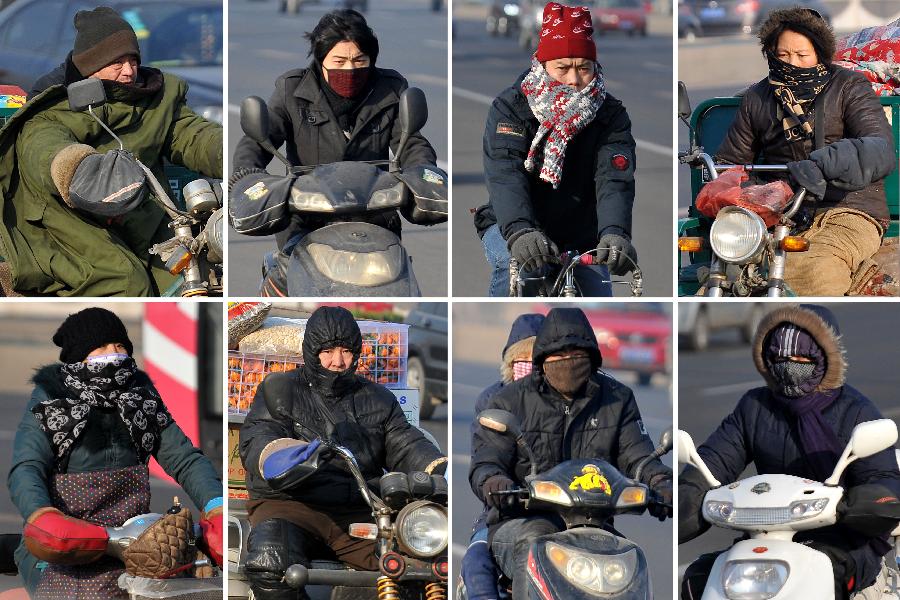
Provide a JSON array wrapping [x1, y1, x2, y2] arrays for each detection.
[[8, 389, 54, 519], [163, 79, 223, 179], [154, 421, 222, 510], [16, 111, 81, 202]]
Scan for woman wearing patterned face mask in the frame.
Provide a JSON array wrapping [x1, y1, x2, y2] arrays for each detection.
[[715, 8, 895, 296], [8, 308, 223, 599]]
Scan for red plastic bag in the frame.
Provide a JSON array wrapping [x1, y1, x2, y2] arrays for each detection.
[[696, 166, 794, 227]]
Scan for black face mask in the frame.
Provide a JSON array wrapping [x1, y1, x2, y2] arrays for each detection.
[[542, 355, 593, 399], [770, 359, 820, 397], [306, 354, 360, 400]]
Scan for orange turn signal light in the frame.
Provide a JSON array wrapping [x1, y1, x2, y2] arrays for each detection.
[[678, 237, 704, 252], [781, 236, 810, 252], [348, 523, 378, 540], [166, 246, 192, 275]]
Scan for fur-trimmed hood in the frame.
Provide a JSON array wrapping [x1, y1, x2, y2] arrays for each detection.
[[31, 362, 154, 399], [752, 304, 846, 391]]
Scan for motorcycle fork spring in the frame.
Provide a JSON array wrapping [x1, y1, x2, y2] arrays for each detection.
[[424, 582, 446, 600], [377, 576, 401, 600]]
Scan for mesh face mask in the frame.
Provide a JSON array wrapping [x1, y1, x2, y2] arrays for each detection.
[[770, 360, 819, 397], [512, 361, 533, 380]]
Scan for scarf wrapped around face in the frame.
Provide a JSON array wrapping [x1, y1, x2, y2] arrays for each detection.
[[767, 52, 832, 143], [520, 57, 606, 188], [32, 357, 172, 465]]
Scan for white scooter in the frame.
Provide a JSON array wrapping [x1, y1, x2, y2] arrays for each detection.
[[678, 419, 900, 599]]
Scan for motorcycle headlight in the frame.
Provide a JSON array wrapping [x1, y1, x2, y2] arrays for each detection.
[[503, 3, 519, 15], [307, 243, 404, 286], [545, 542, 637, 595], [204, 208, 224, 265], [722, 560, 789, 599], [195, 104, 223, 124], [396, 501, 447, 558], [709, 206, 767, 264], [704, 500, 735, 524], [368, 182, 406, 210], [531, 481, 573, 506], [788, 498, 828, 520], [290, 189, 335, 212]]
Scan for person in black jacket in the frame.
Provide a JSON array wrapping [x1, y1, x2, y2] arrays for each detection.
[[475, 2, 638, 297], [469, 307, 672, 599], [715, 8, 895, 295], [679, 304, 900, 600], [239, 306, 446, 600], [229, 9, 438, 252]]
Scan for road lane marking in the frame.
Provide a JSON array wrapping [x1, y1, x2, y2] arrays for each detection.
[[254, 48, 300, 62], [452, 86, 671, 157], [698, 380, 761, 397], [408, 73, 448, 87], [424, 39, 448, 48]]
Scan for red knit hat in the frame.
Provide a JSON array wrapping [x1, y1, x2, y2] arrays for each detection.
[[535, 2, 596, 62]]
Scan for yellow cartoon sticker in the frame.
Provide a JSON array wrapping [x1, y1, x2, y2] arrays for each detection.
[[569, 464, 612, 495]]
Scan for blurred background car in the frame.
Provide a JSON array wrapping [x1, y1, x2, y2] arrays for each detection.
[[684, 0, 830, 36], [678, 0, 702, 40], [0, 0, 223, 121], [678, 303, 781, 351], [594, 0, 649, 36], [486, 0, 520, 36], [405, 303, 448, 421]]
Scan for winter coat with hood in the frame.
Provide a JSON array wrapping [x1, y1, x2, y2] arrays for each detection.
[[8, 364, 222, 590], [240, 306, 444, 509], [475, 70, 636, 252], [231, 65, 437, 237], [678, 305, 900, 589], [469, 308, 671, 518], [0, 57, 223, 296]]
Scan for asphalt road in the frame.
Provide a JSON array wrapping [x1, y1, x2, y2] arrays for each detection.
[[677, 303, 900, 587], [452, 307, 674, 599], [451, 12, 674, 297], [227, 0, 449, 296]]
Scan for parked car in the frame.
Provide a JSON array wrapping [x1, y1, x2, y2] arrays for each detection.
[[593, 0, 648, 36], [686, 0, 829, 36], [678, 0, 702, 40], [486, 0, 520, 37], [405, 303, 447, 420], [0, 0, 222, 121], [678, 303, 781, 351]]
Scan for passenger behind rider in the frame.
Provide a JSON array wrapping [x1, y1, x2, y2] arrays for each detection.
[[714, 8, 895, 296], [469, 307, 672, 600]]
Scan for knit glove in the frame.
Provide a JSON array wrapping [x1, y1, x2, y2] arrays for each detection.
[[508, 229, 558, 272], [787, 160, 827, 200], [482, 474, 516, 508], [596, 232, 637, 275]]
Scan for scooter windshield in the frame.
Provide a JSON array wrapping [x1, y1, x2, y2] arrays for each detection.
[[289, 162, 405, 214]]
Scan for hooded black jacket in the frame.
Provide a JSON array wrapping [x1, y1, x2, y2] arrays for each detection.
[[469, 308, 670, 514], [239, 307, 443, 508]]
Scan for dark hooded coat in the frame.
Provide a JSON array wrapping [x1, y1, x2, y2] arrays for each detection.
[[678, 305, 900, 590], [469, 308, 671, 518], [239, 307, 444, 508]]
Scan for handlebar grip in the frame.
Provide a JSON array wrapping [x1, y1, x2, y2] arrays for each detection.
[[578, 254, 598, 266]]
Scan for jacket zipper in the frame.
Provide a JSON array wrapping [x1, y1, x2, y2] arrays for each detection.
[[562, 402, 571, 461]]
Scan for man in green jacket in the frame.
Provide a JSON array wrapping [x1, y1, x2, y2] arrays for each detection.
[[0, 7, 222, 296]]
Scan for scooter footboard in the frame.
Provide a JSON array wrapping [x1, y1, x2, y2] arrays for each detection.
[[701, 538, 834, 600]]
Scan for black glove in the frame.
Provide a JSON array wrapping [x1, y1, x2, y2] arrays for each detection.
[[648, 478, 673, 521], [596, 232, 637, 276], [508, 229, 558, 272], [482, 474, 515, 508], [787, 159, 827, 200]]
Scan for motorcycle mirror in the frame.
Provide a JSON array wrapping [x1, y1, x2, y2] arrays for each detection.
[[477, 409, 523, 438], [392, 87, 428, 172], [658, 427, 674, 454], [677, 430, 721, 488], [240, 96, 270, 143], [678, 81, 692, 120], [826, 419, 899, 486], [67, 78, 106, 112]]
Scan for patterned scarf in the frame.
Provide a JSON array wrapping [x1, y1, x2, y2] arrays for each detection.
[[521, 57, 606, 188], [767, 52, 832, 143], [32, 357, 172, 465]]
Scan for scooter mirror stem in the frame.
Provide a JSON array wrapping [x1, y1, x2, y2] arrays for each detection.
[[826, 419, 899, 485]]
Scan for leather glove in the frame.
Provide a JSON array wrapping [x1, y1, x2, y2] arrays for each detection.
[[508, 228, 558, 272], [648, 479, 673, 521], [787, 159, 827, 200], [482, 474, 515, 508], [24, 507, 108, 565], [198, 504, 223, 567], [596, 232, 637, 276]]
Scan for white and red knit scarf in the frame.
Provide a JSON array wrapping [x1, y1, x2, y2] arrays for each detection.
[[520, 57, 606, 188]]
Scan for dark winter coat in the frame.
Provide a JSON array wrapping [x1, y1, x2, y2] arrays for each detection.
[[716, 67, 896, 226], [678, 305, 900, 589], [476, 71, 636, 252], [231, 65, 438, 236], [469, 309, 671, 515]]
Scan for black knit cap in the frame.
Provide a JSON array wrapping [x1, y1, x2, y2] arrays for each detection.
[[72, 7, 141, 77], [53, 307, 133, 363]]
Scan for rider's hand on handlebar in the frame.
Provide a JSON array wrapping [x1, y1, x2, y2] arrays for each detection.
[[648, 479, 673, 521], [482, 474, 516, 508], [596, 232, 637, 276], [787, 160, 827, 200], [508, 229, 558, 271], [199, 503, 223, 567]]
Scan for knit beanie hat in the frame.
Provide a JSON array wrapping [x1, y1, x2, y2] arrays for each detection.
[[72, 7, 141, 77], [53, 307, 134, 363], [535, 2, 597, 63]]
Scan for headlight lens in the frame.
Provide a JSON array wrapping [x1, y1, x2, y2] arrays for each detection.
[[396, 503, 448, 558], [531, 481, 573, 506], [545, 542, 637, 594], [723, 560, 789, 599], [704, 500, 735, 524], [709, 207, 767, 263], [290, 189, 335, 212], [307, 243, 403, 286], [368, 182, 406, 210], [616, 485, 648, 508], [788, 498, 828, 520], [704, 499, 829, 526]]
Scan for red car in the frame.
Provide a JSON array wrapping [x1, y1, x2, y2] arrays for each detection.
[[593, 0, 650, 36]]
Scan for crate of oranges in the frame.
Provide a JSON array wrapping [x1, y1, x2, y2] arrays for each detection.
[[227, 319, 409, 415]]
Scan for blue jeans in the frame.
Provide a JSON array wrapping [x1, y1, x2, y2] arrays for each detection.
[[481, 224, 613, 297], [461, 526, 508, 600]]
